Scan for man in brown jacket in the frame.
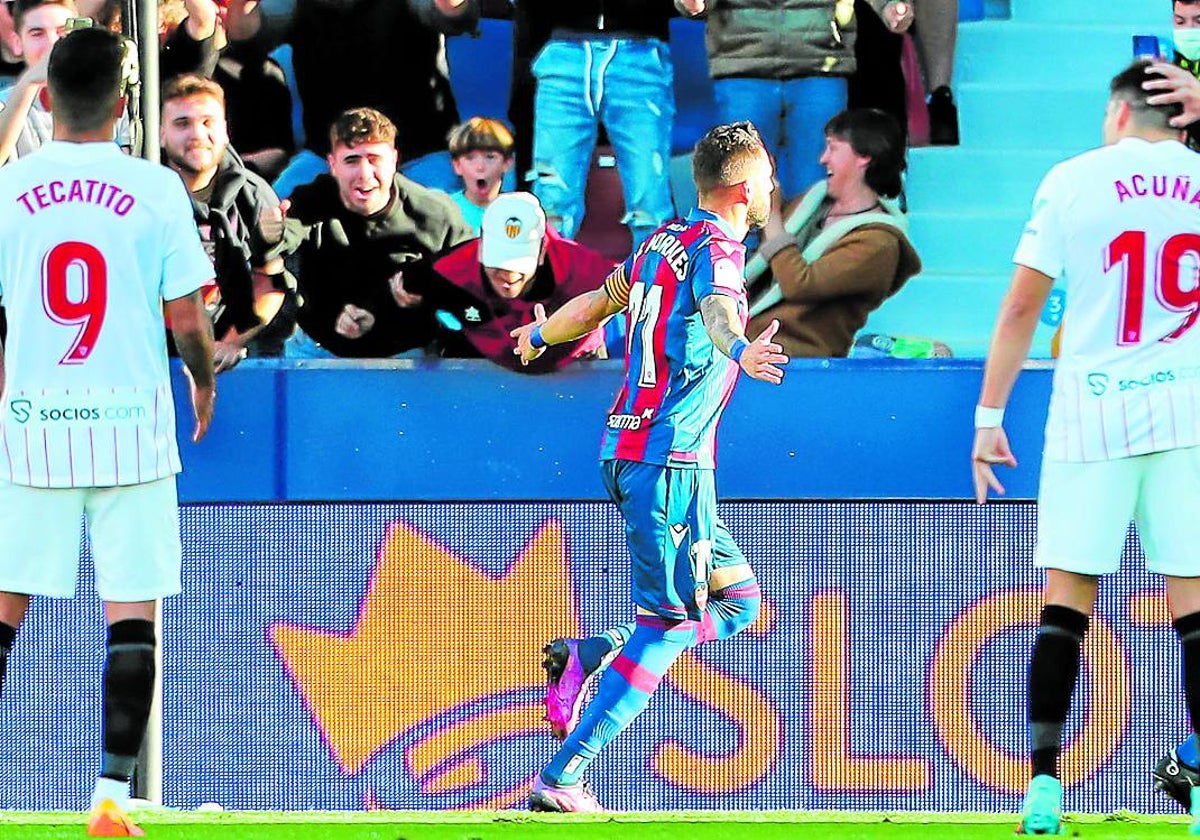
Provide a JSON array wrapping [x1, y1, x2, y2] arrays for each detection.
[[745, 108, 920, 356]]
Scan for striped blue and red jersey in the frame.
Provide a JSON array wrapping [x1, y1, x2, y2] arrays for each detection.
[[599, 209, 747, 469]]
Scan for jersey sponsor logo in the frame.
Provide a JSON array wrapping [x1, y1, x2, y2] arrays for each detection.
[[8, 398, 32, 424], [1118, 370, 1176, 392], [7, 393, 152, 427], [1085, 366, 1200, 397], [1086, 373, 1110, 396], [607, 407, 655, 431]]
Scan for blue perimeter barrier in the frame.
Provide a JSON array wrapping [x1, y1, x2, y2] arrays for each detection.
[[9, 360, 1183, 815], [174, 358, 1053, 503]]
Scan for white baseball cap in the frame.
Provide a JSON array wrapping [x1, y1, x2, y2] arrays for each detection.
[[480, 192, 547, 275]]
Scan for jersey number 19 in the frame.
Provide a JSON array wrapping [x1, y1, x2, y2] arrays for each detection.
[[1107, 230, 1200, 346]]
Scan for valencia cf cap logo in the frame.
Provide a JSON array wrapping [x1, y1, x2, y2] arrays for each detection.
[[504, 217, 522, 239]]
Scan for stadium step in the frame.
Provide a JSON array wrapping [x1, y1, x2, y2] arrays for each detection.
[[860, 271, 1059, 359], [904, 209, 1027, 275], [1010, 0, 1168, 26], [879, 0, 1169, 355], [956, 23, 1172, 85], [905, 147, 1062, 213]]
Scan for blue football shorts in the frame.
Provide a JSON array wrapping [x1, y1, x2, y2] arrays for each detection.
[[601, 458, 747, 621]]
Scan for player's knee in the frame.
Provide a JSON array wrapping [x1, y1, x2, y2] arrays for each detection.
[[710, 578, 762, 640]]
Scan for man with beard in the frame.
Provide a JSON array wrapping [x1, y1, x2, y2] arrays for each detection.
[[161, 73, 288, 369], [261, 107, 473, 358], [510, 122, 787, 810]]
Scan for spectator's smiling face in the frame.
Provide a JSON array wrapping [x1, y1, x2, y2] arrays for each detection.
[[452, 150, 511, 205], [328, 140, 398, 217], [483, 266, 536, 300], [161, 94, 229, 177], [819, 133, 870, 199], [17, 3, 71, 67]]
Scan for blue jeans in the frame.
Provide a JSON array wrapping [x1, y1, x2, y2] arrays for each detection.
[[531, 38, 676, 247], [713, 76, 847, 199]]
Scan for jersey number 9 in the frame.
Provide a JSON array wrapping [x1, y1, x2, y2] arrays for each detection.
[[41, 241, 108, 365]]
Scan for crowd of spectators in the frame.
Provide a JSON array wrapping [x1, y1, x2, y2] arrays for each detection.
[[1, 0, 1198, 372]]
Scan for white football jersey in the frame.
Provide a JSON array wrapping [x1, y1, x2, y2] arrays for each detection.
[[0, 141, 212, 488], [1015, 137, 1200, 462]]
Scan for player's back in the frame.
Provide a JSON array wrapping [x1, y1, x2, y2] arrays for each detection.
[[0, 141, 211, 487], [600, 211, 747, 469], [1020, 137, 1200, 460]]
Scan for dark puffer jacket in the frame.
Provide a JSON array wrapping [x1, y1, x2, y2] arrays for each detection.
[[700, 0, 889, 80]]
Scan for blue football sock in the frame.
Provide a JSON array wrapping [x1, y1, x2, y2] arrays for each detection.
[[577, 622, 635, 674], [542, 616, 695, 786], [1180, 734, 1200, 767], [694, 578, 761, 645]]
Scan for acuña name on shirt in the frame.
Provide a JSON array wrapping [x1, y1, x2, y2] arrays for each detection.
[[1113, 173, 1200, 206]]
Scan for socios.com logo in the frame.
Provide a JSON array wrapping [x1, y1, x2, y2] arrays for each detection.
[[1086, 373, 1110, 396], [9, 399, 31, 424]]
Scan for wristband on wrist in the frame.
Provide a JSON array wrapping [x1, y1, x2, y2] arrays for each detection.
[[730, 338, 749, 364], [529, 325, 547, 349], [974, 405, 1005, 428]]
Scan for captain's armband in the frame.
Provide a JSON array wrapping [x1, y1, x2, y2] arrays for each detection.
[[603, 263, 631, 309]]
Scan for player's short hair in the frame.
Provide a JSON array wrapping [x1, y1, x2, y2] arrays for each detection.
[[447, 117, 514, 158], [1110, 60, 1183, 130], [46, 27, 123, 133], [162, 73, 225, 110], [824, 108, 907, 199], [12, 0, 76, 33], [329, 107, 396, 152], [692, 121, 767, 195]]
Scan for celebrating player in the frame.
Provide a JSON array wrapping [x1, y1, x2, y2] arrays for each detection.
[[0, 28, 215, 838], [972, 61, 1200, 834], [511, 121, 788, 812]]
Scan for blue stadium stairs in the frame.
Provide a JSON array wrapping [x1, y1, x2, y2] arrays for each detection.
[[446, 1, 1173, 357], [867, 0, 1171, 357]]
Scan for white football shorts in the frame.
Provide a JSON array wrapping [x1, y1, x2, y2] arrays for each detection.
[[0, 476, 182, 601], [1035, 445, 1200, 577]]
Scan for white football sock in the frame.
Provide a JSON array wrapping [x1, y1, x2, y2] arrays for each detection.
[[90, 776, 130, 811]]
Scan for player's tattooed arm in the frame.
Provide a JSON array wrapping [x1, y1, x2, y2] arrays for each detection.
[[699, 294, 744, 357], [700, 294, 789, 385]]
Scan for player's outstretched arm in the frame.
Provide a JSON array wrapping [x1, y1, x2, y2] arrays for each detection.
[[699, 294, 789, 384], [511, 287, 624, 366], [972, 264, 1053, 503], [166, 290, 217, 443]]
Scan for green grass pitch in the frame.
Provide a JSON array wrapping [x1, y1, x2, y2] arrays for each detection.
[[0, 811, 1192, 840]]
